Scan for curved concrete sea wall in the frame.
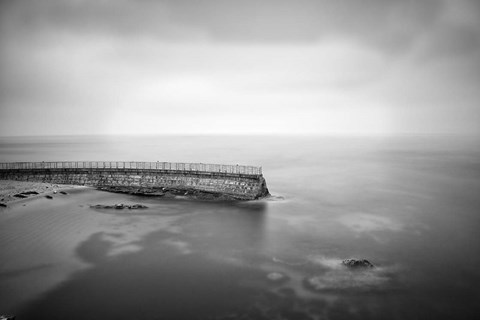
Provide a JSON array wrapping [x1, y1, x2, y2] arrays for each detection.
[[0, 162, 269, 200]]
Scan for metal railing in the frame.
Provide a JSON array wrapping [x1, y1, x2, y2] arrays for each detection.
[[0, 161, 262, 176]]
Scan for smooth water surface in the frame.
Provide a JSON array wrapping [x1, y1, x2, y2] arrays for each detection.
[[1, 135, 479, 319]]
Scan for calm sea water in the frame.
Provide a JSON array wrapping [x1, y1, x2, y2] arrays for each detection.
[[0, 135, 479, 319]]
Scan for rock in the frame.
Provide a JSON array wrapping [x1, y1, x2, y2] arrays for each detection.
[[342, 258, 375, 269], [21, 191, 39, 195], [13, 191, 40, 198], [127, 204, 148, 209], [0, 203, 7, 208], [60, 191, 68, 195], [45, 195, 53, 199], [13, 194, 28, 198], [53, 190, 57, 194], [0, 315, 15, 320], [90, 204, 148, 210]]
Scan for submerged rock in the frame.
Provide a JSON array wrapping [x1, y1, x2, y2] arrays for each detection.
[[60, 191, 68, 195], [0, 203, 7, 208], [91, 204, 113, 209], [45, 195, 53, 199], [90, 204, 148, 210], [342, 258, 375, 269]]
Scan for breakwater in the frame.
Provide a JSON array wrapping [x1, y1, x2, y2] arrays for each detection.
[[0, 162, 269, 200]]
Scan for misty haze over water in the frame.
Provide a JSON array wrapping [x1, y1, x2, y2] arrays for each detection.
[[0, 134, 479, 319]]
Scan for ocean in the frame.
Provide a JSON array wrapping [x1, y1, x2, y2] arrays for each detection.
[[0, 135, 479, 319]]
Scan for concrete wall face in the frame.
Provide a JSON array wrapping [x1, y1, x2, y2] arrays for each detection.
[[0, 169, 268, 200]]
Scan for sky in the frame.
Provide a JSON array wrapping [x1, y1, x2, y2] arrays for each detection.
[[0, 0, 479, 136]]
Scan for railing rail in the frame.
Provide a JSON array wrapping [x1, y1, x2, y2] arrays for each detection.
[[0, 161, 262, 176]]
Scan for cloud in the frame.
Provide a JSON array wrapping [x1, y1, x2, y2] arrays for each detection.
[[0, 0, 479, 136], [0, 0, 449, 47]]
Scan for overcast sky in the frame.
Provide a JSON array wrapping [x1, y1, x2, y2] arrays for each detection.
[[0, 0, 479, 136]]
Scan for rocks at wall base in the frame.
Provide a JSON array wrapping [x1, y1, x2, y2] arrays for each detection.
[[257, 177, 270, 199], [96, 185, 262, 201], [342, 258, 375, 269], [90, 204, 148, 210]]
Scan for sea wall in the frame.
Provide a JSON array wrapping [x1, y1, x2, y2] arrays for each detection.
[[0, 167, 269, 200]]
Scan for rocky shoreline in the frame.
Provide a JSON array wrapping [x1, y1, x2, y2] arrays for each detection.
[[0, 180, 83, 207]]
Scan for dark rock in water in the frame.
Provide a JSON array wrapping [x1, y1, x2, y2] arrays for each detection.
[[14, 191, 40, 198], [13, 194, 28, 198], [45, 195, 53, 199], [90, 204, 148, 210], [0, 203, 7, 208], [90, 204, 113, 209], [21, 191, 39, 195], [127, 204, 148, 209], [342, 258, 375, 268], [60, 191, 68, 195], [92, 204, 111, 209]]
